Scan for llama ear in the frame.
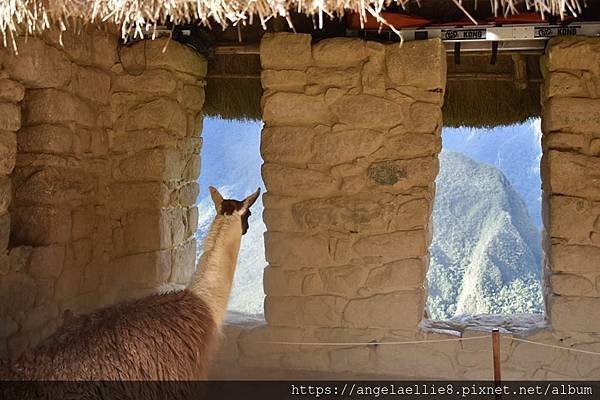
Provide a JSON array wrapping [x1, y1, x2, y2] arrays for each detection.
[[241, 187, 261, 213], [209, 186, 224, 212]]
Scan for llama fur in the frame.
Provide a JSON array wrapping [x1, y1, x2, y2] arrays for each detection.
[[3, 187, 260, 381]]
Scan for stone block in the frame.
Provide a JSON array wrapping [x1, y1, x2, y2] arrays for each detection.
[[263, 93, 332, 126], [261, 70, 307, 91], [262, 163, 338, 197], [359, 258, 425, 295], [542, 97, 600, 134], [111, 250, 172, 286], [410, 102, 442, 133], [544, 72, 592, 99], [2, 37, 71, 88], [21, 303, 59, 333], [265, 295, 346, 327], [344, 290, 423, 329], [0, 79, 25, 102], [42, 27, 118, 70], [17, 124, 73, 154], [260, 33, 312, 71], [24, 89, 96, 128], [0, 177, 10, 215], [119, 38, 207, 76], [113, 69, 177, 95], [108, 182, 170, 214], [0, 103, 21, 131], [550, 273, 595, 297], [311, 127, 384, 165], [386, 39, 446, 90], [264, 232, 335, 267], [125, 97, 187, 135], [0, 272, 37, 315], [330, 347, 372, 372], [170, 239, 196, 284], [547, 151, 600, 200], [547, 196, 597, 243], [302, 265, 367, 296], [179, 85, 205, 111], [551, 244, 600, 274], [71, 206, 96, 240], [0, 130, 16, 174], [330, 95, 411, 129], [353, 230, 427, 261], [374, 131, 441, 160], [312, 38, 368, 67], [306, 66, 361, 89], [120, 209, 173, 253], [13, 167, 95, 206], [28, 244, 65, 279], [69, 65, 111, 104], [546, 37, 600, 76], [261, 126, 317, 164], [116, 148, 186, 182], [550, 296, 600, 332], [542, 132, 585, 152], [0, 213, 9, 251], [11, 206, 71, 246]]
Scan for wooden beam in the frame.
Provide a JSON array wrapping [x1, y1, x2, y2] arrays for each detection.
[[214, 44, 260, 55]]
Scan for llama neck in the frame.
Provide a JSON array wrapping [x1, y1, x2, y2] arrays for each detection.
[[188, 215, 242, 327]]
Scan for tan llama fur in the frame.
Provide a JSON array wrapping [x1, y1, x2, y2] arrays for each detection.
[[3, 186, 260, 380]]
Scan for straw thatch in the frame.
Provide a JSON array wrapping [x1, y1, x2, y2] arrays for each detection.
[[0, 0, 586, 48]]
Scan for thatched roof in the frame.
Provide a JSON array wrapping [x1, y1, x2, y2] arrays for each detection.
[[0, 0, 587, 46], [203, 52, 542, 128]]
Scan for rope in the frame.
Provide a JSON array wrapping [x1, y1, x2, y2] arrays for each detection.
[[510, 337, 600, 357], [258, 335, 489, 346]]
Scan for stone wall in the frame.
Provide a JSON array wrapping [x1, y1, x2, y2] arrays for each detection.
[[0, 31, 205, 359], [211, 34, 600, 379]]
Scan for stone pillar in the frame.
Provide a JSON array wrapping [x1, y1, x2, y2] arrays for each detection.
[[260, 34, 445, 345], [0, 32, 205, 359], [106, 38, 205, 304], [541, 36, 600, 333], [0, 73, 23, 358]]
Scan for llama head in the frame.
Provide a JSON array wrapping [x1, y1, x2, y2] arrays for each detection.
[[209, 186, 261, 235]]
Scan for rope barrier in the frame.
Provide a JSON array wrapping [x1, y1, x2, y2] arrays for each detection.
[[256, 334, 600, 357], [509, 336, 600, 357], [258, 335, 489, 346]]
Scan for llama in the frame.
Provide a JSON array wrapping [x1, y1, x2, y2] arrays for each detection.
[[4, 186, 260, 380]]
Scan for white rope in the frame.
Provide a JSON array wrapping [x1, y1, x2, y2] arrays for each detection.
[[258, 335, 489, 346], [510, 337, 600, 357]]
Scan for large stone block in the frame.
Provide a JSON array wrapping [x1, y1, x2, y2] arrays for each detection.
[[550, 296, 600, 332], [11, 206, 71, 246], [170, 239, 196, 285], [0, 79, 25, 102], [2, 37, 71, 88], [42, 27, 118, 70], [264, 232, 337, 268], [28, 245, 65, 280], [366, 157, 438, 191], [115, 148, 187, 182], [306, 66, 361, 89], [0, 103, 21, 131], [0, 213, 9, 251], [546, 151, 600, 200], [0, 273, 37, 315], [108, 182, 170, 214], [69, 65, 111, 104], [120, 209, 176, 253], [260, 33, 312, 71], [386, 39, 446, 90], [265, 295, 347, 327], [124, 97, 187, 135], [330, 95, 411, 129], [343, 290, 423, 329], [111, 250, 172, 286], [359, 258, 425, 295], [542, 97, 600, 133], [0, 131, 16, 176], [372, 131, 441, 160], [119, 38, 207, 76], [547, 196, 597, 243], [311, 127, 384, 165], [13, 167, 95, 206], [262, 163, 338, 197], [261, 70, 307, 91], [262, 93, 332, 126], [113, 69, 177, 95], [261, 126, 317, 164], [551, 244, 600, 274], [312, 38, 368, 67], [24, 89, 96, 128], [17, 124, 73, 154], [353, 230, 426, 261], [546, 37, 600, 76], [549, 273, 595, 297], [543, 72, 594, 99]]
